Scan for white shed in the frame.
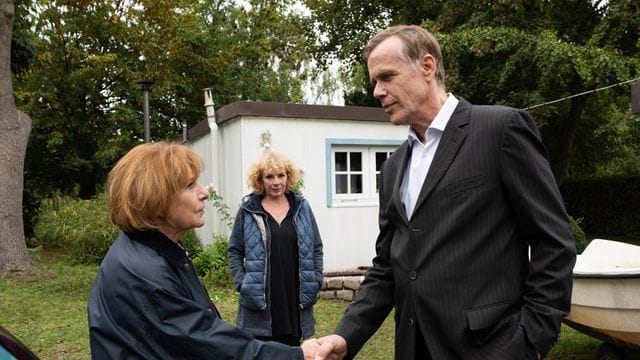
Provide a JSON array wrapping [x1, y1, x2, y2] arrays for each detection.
[[189, 96, 407, 273]]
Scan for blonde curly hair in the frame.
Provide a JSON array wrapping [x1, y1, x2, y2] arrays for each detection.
[[247, 150, 301, 195]]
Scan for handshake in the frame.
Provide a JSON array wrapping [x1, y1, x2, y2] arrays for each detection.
[[300, 334, 348, 360]]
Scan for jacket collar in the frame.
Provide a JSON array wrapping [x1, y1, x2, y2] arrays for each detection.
[[127, 230, 188, 266], [240, 191, 302, 213]]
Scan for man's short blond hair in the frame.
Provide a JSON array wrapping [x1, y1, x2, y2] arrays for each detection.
[[364, 24, 446, 88]]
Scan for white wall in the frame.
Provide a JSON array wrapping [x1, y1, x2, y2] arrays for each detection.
[[193, 114, 407, 272]]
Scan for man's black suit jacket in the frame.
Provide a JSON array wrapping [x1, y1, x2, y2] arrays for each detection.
[[335, 98, 576, 359]]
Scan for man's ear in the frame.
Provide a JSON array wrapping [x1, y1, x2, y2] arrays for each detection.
[[421, 54, 436, 80]]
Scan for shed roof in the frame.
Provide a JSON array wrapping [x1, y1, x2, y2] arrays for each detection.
[[188, 101, 388, 141]]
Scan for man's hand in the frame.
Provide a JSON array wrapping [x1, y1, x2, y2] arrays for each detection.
[[315, 334, 348, 360], [301, 338, 320, 360]]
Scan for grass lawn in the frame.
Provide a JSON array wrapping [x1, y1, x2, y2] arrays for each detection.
[[0, 247, 632, 359]]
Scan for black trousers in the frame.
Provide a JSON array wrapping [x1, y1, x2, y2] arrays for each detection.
[[255, 334, 301, 346]]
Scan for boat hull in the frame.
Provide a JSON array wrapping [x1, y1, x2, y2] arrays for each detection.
[[565, 276, 640, 351]]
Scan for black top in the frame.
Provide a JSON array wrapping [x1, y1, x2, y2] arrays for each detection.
[[265, 206, 300, 338]]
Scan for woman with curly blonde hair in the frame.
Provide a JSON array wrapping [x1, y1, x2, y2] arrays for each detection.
[[229, 149, 324, 346]]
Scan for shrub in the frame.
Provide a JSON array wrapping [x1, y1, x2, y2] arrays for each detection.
[[569, 215, 588, 254], [33, 194, 75, 248], [206, 185, 234, 230], [33, 188, 234, 269], [181, 229, 203, 258], [34, 193, 118, 264], [192, 235, 232, 288]]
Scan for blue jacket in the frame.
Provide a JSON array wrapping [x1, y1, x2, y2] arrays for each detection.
[[88, 231, 303, 359], [228, 192, 324, 339]]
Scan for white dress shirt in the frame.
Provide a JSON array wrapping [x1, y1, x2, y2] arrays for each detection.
[[401, 94, 459, 219]]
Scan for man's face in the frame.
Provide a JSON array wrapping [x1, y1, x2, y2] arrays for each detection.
[[367, 36, 431, 126]]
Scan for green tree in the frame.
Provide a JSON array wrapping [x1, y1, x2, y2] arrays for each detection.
[[10, 0, 35, 74], [437, 26, 637, 183], [305, 0, 640, 183], [1, 0, 32, 273], [15, 0, 315, 235], [589, 0, 639, 56], [305, 0, 605, 68]]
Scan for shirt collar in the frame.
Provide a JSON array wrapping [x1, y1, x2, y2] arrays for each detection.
[[408, 93, 459, 144]]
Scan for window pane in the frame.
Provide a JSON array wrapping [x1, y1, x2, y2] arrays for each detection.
[[335, 152, 347, 171], [375, 152, 387, 171], [336, 174, 348, 194], [350, 174, 362, 193], [376, 173, 381, 193], [350, 152, 362, 171]]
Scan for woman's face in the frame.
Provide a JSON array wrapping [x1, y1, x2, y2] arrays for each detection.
[[162, 177, 208, 241], [262, 167, 287, 199]]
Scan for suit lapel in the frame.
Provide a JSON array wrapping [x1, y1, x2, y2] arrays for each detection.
[[390, 141, 412, 224], [412, 100, 471, 214]]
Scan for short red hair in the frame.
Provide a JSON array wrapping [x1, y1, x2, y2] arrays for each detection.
[[107, 142, 203, 232]]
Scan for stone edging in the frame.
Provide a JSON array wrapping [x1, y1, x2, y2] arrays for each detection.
[[318, 275, 365, 301]]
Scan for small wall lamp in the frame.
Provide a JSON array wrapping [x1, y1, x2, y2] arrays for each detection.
[[260, 130, 272, 148]]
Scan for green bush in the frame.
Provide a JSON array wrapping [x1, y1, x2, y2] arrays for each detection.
[[33, 192, 234, 273], [181, 229, 203, 258], [34, 193, 118, 264], [192, 235, 232, 288], [33, 194, 74, 248], [569, 215, 588, 254]]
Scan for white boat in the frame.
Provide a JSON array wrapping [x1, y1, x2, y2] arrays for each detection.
[[563, 239, 640, 358]]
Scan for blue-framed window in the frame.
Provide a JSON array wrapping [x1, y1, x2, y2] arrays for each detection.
[[326, 139, 402, 207]]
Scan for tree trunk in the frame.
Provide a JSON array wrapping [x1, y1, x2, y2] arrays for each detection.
[[0, 0, 33, 274], [551, 95, 587, 186]]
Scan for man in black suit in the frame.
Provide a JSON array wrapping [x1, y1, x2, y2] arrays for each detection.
[[316, 25, 576, 360]]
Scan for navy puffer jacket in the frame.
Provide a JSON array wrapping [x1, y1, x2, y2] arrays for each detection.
[[228, 191, 324, 338]]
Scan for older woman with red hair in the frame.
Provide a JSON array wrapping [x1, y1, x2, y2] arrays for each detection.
[[88, 142, 322, 360]]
